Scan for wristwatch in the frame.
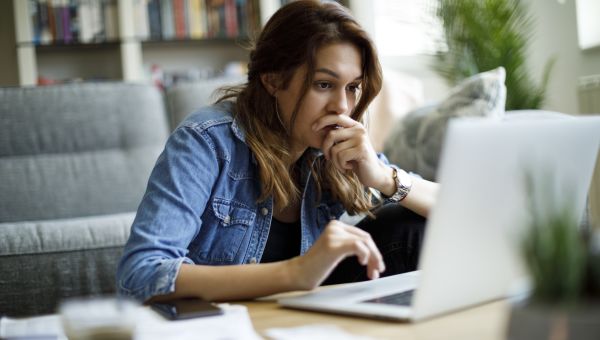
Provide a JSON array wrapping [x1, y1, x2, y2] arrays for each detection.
[[387, 166, 413, 203]]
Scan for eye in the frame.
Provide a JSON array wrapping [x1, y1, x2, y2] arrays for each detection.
[[347, 83, 361, 93], [314, 81, 333, 90]]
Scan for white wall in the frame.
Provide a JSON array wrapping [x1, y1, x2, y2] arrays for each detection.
[[498, 0, 600, 114], [523, 0, 576, 113]]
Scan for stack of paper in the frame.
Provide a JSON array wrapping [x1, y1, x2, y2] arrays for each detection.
[[0, 304, 261, 340]]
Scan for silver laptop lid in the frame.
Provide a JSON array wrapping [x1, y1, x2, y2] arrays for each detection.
[[413, 116, 600, 320]]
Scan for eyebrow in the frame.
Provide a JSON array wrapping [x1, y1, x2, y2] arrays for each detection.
[[315, 68, 362, 81]]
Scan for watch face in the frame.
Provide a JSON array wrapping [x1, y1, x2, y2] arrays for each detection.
[[400, 172, 412, 188]]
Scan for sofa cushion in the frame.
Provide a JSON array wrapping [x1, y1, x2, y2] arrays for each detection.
[[0, 212, 134, 256], [166, 76, 245, 130], [0, 83, 169, 223], [383, 67, 507, 180], [0, 213, 134, 316]]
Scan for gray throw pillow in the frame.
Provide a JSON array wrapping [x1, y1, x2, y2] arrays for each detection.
[[383, 67, 507, 180]]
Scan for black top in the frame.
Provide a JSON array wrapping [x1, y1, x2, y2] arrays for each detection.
[[260, 217, 301, 263]]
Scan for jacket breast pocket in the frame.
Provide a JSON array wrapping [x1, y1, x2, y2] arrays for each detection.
[[195, 197, 256, 264]]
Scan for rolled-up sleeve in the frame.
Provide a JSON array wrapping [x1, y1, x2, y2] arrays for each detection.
[[116, 126, 219, 302]]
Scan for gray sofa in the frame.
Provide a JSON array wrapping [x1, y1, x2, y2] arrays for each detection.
[[0, 83, 168, 316], [0, 80, 240, 317]]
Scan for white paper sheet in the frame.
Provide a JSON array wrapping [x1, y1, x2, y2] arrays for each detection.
[[265, 324, 374, 340], [0, 304, 261, 340], [0, 314, 67, 339], [134, 304, 262, 340]]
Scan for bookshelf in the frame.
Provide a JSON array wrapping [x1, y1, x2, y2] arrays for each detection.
[[6, 0, 281, 86]]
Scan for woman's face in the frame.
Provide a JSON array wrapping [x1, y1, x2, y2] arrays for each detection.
[[276, 42, 363, 156]]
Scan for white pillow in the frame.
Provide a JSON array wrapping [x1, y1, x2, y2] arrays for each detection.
[[384, 67, 507, 180]]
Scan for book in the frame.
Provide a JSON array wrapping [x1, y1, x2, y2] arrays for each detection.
[[188, 0, 205, 39], [147, 0, 163, 40], [52, 0, 63, 42], [78, 0, 93, 43], [62, 0, 72, 43], [69, 0, 80, 43], [160, 0, 175, 40], [173, 0, 186, 39], [89, 0, 105, 42], [224, 0, 237, 37]]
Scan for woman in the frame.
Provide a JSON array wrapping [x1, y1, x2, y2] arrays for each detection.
[[117, 0, 438, 303]]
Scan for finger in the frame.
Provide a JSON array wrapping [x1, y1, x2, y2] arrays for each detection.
[[348, 238, 370, 266], [344, 226, 385, 273], [345, 237, 380, 280], [322, 126, 358, 161], [321, 128, 343, 161], [335, 145, 361, 171], [312, 114, 358, 132], [329, 141, 355, 171]]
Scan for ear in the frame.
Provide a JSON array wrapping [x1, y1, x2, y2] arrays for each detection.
[[260, 73, 280, 96]]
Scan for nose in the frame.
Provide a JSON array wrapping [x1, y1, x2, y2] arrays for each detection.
[[327, 89, 349, 116]]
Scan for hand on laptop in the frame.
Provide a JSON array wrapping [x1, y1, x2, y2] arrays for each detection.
[[289, 220, 385, 290]]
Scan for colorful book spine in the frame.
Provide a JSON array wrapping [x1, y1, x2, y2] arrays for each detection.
[[160, 0, 175, 39], [224, 0, 237, 37], [183, 0, 190, 38], [173, 0, 186, 39], [148, 0, 163, 40], [68, 0, 79, 43], [78, 0, 92, 43], [28, 0, 258, 46], [62, 0, 72, 43], [52, 0, 63, 42], [188, 0, 205, 39], [235, 0, 246, 37]]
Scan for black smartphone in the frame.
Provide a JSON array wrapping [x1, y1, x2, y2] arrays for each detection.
[[150, 297, 224, 320]]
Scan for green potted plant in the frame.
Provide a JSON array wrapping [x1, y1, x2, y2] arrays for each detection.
[[435, 0, 554, 110], [507, 175, 600, 339]]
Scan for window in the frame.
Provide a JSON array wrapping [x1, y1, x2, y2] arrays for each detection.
[[576, 0, 600, 49], [372, 0, 444, 56]]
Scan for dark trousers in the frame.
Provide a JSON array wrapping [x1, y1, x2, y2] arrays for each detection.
[[322, 204, 427, 285]]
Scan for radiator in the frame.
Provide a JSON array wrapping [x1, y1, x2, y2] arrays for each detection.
[[578, 74, 600, 113]]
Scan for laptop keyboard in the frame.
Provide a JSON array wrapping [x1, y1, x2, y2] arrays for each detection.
[[363, 289, 415, 306]]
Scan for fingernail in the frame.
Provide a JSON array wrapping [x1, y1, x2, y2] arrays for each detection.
[[372, 270, 380, 279]]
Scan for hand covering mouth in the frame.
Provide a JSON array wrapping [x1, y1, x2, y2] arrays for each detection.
[[323, 124, 342, 131]]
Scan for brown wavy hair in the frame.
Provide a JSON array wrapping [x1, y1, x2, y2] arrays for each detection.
[[216, 0, 382, 215]]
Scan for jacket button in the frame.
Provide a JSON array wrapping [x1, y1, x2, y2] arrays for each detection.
[[261, 207, 269, 216], [249, 257, 257, 264], [223, 215, 231, 225]]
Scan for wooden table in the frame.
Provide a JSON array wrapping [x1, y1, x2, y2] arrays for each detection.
[[241, 299, 511, 340]]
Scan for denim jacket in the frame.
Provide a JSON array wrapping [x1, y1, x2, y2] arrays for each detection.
[[116, 101, 393, 302]]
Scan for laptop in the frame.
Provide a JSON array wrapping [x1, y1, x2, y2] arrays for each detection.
[[279, 116, 600, 321]]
